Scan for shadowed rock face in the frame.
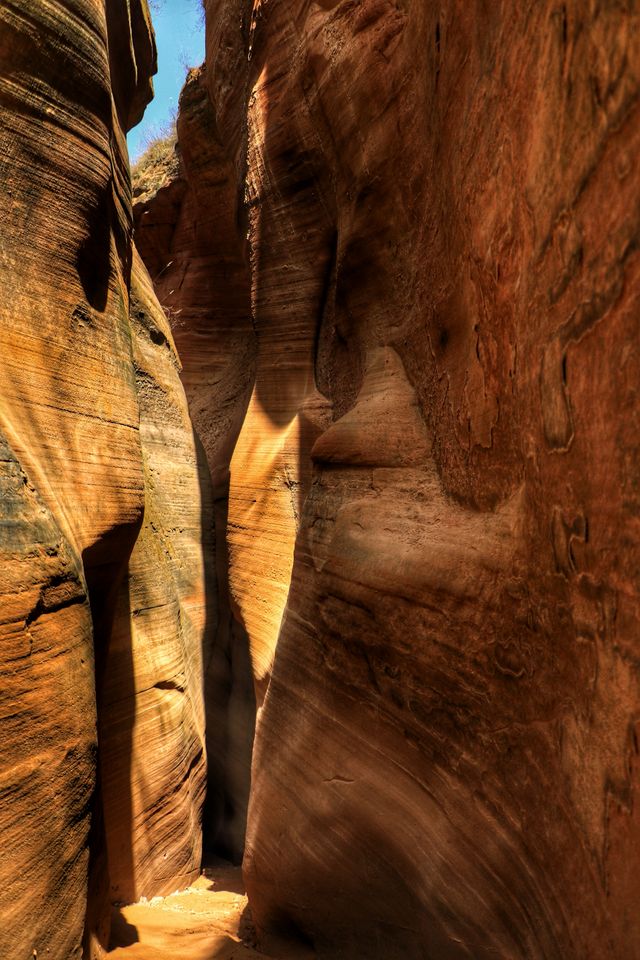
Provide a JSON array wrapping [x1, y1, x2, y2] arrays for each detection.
[[0, 3, 213, 958], [134, 0, 640, 957]]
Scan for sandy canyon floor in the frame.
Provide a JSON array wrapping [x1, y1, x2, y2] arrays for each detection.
[[108, 865, 315, 960]]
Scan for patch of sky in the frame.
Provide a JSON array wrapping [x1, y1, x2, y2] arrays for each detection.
[[127, 0, 205, 164]]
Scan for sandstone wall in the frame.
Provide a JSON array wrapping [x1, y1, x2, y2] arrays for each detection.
[[133, 66, 256, 861], [0, 3, 212, 957], [134, 0, 640, 956], [99, 249, 214, 906]]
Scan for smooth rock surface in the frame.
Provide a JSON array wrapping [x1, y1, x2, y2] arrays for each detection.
[[145, 1, 640, 957], [0, 2, 151, 954]]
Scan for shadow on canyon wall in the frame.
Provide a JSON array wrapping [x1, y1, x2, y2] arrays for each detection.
[[83, 546, 139, 952], [200, 435, 256, 866], [132, 64, 259, 868], [83, 423, 255, 948]]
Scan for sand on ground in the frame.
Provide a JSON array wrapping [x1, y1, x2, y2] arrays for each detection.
[[107, 865, 315, 960]]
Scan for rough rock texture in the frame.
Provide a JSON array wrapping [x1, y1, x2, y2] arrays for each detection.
[[133, 68, 256, 862], [100, 250, 214, 906], [0, 3, 212, 957], [0, 436, 95, 960], [136, 0, 640, 957]]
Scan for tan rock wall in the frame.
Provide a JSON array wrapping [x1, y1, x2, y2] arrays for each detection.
[[100, 250, 213, 906], [0, 3, 213, 956], [133, 66, 256, 861], [0, 436, 95, 960]]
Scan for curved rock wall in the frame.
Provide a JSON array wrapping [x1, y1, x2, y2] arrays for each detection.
[[0, 3, 212, 957], [0, 438, 95, 960], [100, 250, 213, 906], [133, 65, 256, 861], [14, 0, 636, 955], [238, 2, 640, 956], [134, 0, 640, 956]]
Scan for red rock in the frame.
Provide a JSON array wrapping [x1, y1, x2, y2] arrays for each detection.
[[135, 1, 640, 955], [0, 436, 95, 960], [133, 66, 257, 862], [8, 0, 639, 955]]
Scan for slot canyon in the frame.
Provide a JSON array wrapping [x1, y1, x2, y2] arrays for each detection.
[[2, 0, 640, 958]]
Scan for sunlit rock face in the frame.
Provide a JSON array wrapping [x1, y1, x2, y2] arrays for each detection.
[[133, 66, 256, 862], [133, 56, 324, 707], [99, 249, 214, 907], [185, 0, 639, 956], [0, 3, 212, 957], [0, 437, 96, 960]]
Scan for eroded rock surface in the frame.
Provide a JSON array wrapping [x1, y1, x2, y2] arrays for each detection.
[[4, 0, 640, 956], [136, 0, 640, 957], [100, 250, 213, 906], [0, 3, 212, 957], [0, 436, 94, 960], [133, 66, 256, 862]]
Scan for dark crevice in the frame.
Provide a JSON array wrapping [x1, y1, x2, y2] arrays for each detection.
[[77, 185, 112, 312], [81, 524, 141, 955], [153, 678, 185, 692], [24, 576, 85, 627], [200, 448, 256, 866]]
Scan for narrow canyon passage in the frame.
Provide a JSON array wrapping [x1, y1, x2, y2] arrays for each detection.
[[2, 2, 640, 960], [107, 866, 311, 960]]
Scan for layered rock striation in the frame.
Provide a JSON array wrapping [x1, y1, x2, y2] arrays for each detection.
[[0, 3, 213, 958], [135, 1, 640, 957], [99, 250, 214, 908], [3, 0, 640, 958], [133, 66, 257, 862]]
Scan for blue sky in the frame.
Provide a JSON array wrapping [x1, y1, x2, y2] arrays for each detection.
[[127, 0, 205, 163]]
